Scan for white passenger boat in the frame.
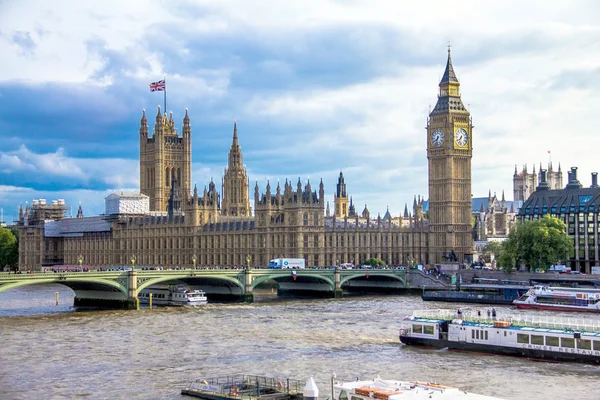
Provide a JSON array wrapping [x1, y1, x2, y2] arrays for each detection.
[[139, 284, 207, 306], [513, 285, 600, 312], [335, 377, 501, 400], [399, 309, 600, 364]]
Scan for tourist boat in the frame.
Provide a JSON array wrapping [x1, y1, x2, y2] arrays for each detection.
[[334, 376, 500, 400], [139, 284, 207, 306], [399, 309, 600, 364], [513, 285, 600, 312], [423, 284, 530, 305]]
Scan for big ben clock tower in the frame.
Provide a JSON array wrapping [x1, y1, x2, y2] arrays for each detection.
[[427, 46, 473, 264]]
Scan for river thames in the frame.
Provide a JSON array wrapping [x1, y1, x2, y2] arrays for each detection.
[[1, 285, 598, 400]]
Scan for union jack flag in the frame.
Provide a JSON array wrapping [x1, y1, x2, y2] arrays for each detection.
[[149, 79, 165, 92]]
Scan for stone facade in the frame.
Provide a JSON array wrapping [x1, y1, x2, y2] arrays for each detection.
[[17, 49, 472, 271], [472, 191, 520, 241], [513, 162, 562, 202]]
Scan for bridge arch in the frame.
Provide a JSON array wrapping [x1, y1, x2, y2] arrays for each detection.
[[0, 277, 128, 297], [340, 272, 406, 288], [137, 274, 244, 292], [251, 272, 335, 291]]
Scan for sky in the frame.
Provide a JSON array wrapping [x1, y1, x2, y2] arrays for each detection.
[[1, 0, 600, 222]]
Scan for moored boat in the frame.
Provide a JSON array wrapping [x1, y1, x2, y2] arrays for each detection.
[[139, 284, 207, 306], [423, 284, 530, 305], [399, 309, 600, 364], [513, 285, 600, 312], [335, 377, 500, 399]]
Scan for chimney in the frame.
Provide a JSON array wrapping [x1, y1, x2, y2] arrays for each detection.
[[566, 166, 583, 189], [592, 172, 599, 188], [536, 169, 549, 191]]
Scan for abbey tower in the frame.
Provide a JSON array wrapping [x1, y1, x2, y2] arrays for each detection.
[[427, 48, 473, 263], [139, 107, 192, 211]]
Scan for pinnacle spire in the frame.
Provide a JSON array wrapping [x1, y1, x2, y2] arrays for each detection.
[[233, 121, 238, 145], [440, 44, 459, 86]]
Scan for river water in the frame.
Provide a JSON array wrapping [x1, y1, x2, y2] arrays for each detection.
[[0, 285, 598, 400]]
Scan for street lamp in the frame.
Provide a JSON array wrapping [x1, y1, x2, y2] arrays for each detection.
[[192, 254, 197, 270], [246, 255, 251, 270], [78, 255, 84, 272], [131, 255, 136, 270]]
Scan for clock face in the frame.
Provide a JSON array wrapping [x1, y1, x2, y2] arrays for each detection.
[[455, 128, 468, 147], [431, 129, 444, 147]]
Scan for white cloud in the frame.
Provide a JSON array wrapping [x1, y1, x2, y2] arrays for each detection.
[[2, 0, 600, 218]]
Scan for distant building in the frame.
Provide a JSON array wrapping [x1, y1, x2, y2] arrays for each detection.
[[472, 191, 521, 241], [513, 162, 563, 202], [518, 167, 600, 273]]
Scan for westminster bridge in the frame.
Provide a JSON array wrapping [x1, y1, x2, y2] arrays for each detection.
[[0, 268, 450, 309]]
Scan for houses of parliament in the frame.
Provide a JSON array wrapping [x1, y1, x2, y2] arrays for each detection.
[[17, 49, 473, 270]]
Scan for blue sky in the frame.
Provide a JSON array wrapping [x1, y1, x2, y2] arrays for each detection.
[[1, 0, 600, 222]]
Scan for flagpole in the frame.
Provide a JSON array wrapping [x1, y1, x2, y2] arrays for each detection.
[[164, 75, 167, 114]]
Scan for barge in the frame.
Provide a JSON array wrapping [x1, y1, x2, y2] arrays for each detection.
[[422, 284, 529, 305], [399, 309, 600, 364]]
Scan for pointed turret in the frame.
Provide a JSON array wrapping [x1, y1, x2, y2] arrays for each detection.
[[440, 45, 459, 86], [326, 201, 331, 217], [362, 204, 370, 220], [383, 206, 391, 221], [479, 202, 485, 212], [76, 202, 83, 218], [403, 203, 409, 218], [233, 121, 238, 146], [510, 202, 515, 213]]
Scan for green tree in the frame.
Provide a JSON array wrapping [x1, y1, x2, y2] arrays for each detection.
[[0, 227, 18, 271], [364, 257, 386, 267], [497, 215, 573, 273]]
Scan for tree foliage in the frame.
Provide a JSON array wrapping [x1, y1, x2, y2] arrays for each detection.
[[364, 257, 386, 267], [0, 227, 18, 270], [495, 215, 573, 273]]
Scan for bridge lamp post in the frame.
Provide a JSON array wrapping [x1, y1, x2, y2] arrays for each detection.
[[192, 254, 197, 270], [78, 255, 84, 272], [246, 255, 251, 270], [131, 255, 136, 270]]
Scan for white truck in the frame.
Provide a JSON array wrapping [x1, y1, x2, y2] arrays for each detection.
[[268, 258, 306, 269]]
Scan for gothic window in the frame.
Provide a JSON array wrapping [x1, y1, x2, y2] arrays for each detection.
[[303, 213, 308, 226], [314, 234, 318, 248], [314, 212, 319, 226], [165, 167, 170, 187]]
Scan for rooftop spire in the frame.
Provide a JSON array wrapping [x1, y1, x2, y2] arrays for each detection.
[[233, 120, 238, 146], [440, 43, 459, 86]]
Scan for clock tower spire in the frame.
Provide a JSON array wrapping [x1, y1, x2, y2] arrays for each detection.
[[427, 47, 473, 264]]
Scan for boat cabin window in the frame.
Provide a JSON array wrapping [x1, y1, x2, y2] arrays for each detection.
[[577, 339, 592, 350], [517, 334, 529, 344], [412, 324, 423, 334], [484, 331, 488, 340], [531, 335, 544, 345], [546, 336, 559, 347], [561, 338, 575, 348], [423, 325, 434, 335], [351, 396, 362, 400], [339, 390, 348, 400], [593, 341, 600, 351]]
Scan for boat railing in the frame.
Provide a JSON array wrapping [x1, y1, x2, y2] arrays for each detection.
[[185, 374, 303, 398], [411, 309, 600, 333]]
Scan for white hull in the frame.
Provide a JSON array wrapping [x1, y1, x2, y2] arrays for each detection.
[[139, 285, 207, 307]]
